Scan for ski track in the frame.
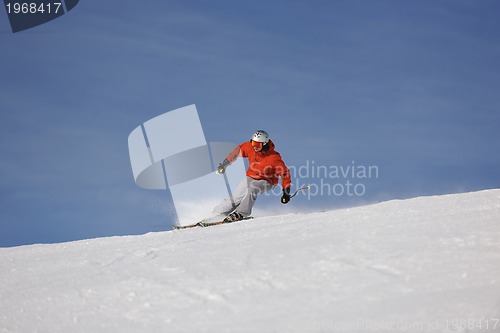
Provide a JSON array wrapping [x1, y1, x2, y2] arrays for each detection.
[[1, 189, 500, 332]]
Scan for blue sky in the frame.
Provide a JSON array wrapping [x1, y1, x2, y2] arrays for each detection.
[[1, 0, 499, 247]]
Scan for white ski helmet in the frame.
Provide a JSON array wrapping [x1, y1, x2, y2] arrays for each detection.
[[252, 130, 270, 144]]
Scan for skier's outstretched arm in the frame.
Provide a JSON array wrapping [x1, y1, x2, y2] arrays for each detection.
[[217, 143, 247, 174], [276, 161, 291, 204]]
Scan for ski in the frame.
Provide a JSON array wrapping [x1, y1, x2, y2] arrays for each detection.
[[200, 216, 253, 227], [173, 216, 253, 230], [172, 221, 209, 229]]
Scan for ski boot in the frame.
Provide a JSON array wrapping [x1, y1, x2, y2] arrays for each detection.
[[223, 211, 244, 223]]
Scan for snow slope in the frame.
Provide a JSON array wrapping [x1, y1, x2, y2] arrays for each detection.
[[1, 189, 500, 333]]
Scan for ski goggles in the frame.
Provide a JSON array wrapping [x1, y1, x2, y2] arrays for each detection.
[[251, 140, 264, 149]]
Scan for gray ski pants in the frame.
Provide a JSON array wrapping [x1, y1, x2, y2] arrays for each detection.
[[213, 177, 275, 217]]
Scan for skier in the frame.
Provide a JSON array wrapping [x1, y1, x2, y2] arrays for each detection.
[[214, 130, 291, 222]]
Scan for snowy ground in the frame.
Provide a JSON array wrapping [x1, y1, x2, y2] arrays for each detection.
[[1, 189, 500, 333]]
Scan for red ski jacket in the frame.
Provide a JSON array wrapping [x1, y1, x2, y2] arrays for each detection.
[[226, 140, 291, 189]]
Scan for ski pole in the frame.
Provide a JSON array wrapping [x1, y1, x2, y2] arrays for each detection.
[[290, 185, 310, 199]]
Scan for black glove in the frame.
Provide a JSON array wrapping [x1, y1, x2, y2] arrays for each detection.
[[217, 159, 230, 174], [281, 188, 291, 204]]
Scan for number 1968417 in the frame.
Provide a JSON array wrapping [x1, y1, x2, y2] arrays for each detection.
[[5, 2, 62, 14]]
